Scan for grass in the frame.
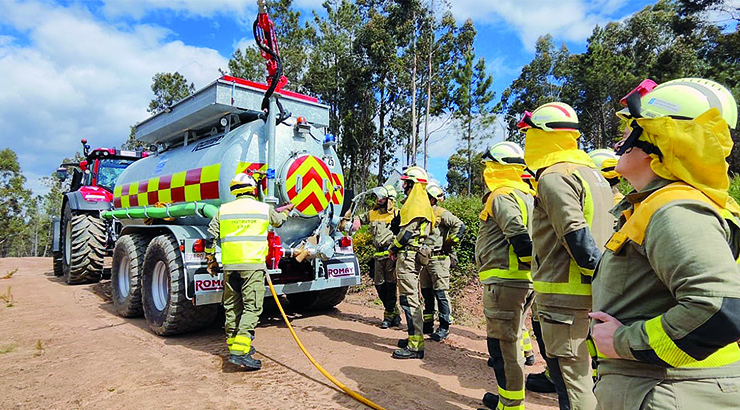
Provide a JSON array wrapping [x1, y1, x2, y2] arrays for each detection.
[[0, 286, 13, 307], [34, 339, 44, 356], [1, 268, 17, 279], [0, 342, 17, 354]]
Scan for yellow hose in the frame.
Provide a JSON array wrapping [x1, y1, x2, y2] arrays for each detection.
[[265, 274, 387, 410]]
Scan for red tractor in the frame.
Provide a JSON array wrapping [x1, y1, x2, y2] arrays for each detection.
[[52, 139, 147, 284]]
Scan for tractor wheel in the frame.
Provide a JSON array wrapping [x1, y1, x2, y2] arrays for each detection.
[[61, 205, 106, 284], [52, 251, 63, 277], [111, 234, 149, 318], [142, 234, 217, 336], [286, 286, 348, 312]]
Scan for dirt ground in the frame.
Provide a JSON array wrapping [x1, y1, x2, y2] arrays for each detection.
[[0, 258, 558, 410]]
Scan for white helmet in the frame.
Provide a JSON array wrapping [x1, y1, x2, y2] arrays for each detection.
[[482, 141, 525, 165]]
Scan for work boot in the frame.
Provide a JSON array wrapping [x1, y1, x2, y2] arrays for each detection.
[[380, 317, 392, 329], [480, 392, 499, 410], [430, 327, 449, 342], [392, 347, 424, 359], [228, 353, 262, 371], [390, 315, 402, 327], [397, 339, 408, 348], [423, 321, 434, 335], [526, 371, 556, 393], [525, 353, 536, 366]]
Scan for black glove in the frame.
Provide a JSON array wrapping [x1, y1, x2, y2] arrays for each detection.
[[367, 258, 375, 279], [390, 213, 401, 235]]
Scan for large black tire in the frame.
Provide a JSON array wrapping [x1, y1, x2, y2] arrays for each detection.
[[61, 205, 106, 284], [111, 234, 149, 318], [142, 234, 217, 336], [286, 286, 348, 312], [52, 251, 63, 276]]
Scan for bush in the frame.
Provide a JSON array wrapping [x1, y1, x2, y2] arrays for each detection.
[[730, 175, 740, 203], [439, 195, 483, 295]]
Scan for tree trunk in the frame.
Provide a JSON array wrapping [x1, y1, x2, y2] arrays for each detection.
[[423, 0, 434, 170], [410, 10, 418, 165], [377, 75, 387, 184]]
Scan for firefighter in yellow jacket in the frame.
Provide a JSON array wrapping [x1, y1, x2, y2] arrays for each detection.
[[476, 141, 535, 410], [205, 173, 292, 370], [354, 185, 402, 328], [420, 181, 464, 342], [590, 78, 740, 409], [589, 149, 624, 205], [390, 166, 434, 359], [519, 102, 614, 410]]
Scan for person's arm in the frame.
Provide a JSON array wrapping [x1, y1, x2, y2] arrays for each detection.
[[441, 210, 465, 250], [269, 204, 292, 228], [611, 204, 740, 365], [205, 213, 220, 275], [537, 172, 600, 276], [389, 219, 419, 254], [491, 193, 531, 264]]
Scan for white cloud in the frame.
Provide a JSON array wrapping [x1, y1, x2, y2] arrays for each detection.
[[0, 0, 229, 195], [100, 0, 326, 20], [449, 0, 633, 50]]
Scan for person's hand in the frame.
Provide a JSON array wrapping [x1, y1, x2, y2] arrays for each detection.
[[351, 218, 361, 232], [589, 311, 623, 359], [205, 253, 220, 277]]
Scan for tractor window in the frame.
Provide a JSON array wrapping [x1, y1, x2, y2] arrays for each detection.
[[97, 159, 136, 192]]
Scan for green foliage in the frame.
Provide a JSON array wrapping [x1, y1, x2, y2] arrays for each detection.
[[0, 149, 32, 257], [440, 195, 482, 272], [446, 150, 484, 196], [147, 72, 195, 114], [350, 226, 374, 276], [729, 176, 740, 204]]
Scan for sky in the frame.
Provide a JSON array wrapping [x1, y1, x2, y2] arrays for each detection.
[[0, 0, 665, 195]]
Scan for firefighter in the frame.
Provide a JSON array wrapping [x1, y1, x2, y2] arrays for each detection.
[[590, 78, 740, 409], [519, 102, 614, 410], [420, 181, 464, 342], [589, 149, 624, 205], [389, 165, 434, 359], [476, 141, 536, 410], [205, 172, 293, 371], [354, 185, 402, 328]]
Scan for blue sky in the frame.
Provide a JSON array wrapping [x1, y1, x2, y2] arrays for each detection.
[[0, 0, 665, 195]]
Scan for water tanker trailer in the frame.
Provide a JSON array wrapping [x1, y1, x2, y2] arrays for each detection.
[[101, 76, 360, 336]]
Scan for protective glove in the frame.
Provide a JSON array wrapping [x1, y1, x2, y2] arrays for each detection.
[[205, 253, 220, 276], [276, 203, 295, 213]]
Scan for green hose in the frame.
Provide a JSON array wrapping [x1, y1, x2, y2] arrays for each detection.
[[101, 202, 219, 220]]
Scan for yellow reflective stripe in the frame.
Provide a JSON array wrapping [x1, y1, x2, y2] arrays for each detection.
[[374, 250, 389, 257], [519, 255, 532, 263], [498, 385, 525, 401], [230, 334, 253, 355], [645, 315, 740, 368], [204, 247, 215, 253], [512, 191, 528, 227], [533, 260, 591, 295], [393, 239, 402, 248], [407, 334, 424, 351], [572, 170, 594, 226], [479, 266, 532, 281]]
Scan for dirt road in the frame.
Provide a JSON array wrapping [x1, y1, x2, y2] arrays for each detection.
[[0, 258, 558, 410]]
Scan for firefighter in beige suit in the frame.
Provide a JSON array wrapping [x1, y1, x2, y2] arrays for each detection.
[[476, 142, 535, 410], [591, 78, 740, 410], [520, 102, 614, 410]]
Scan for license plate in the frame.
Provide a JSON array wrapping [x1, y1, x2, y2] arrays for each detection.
[[184, 252, 206, 263], [326, 261, 357, 277]]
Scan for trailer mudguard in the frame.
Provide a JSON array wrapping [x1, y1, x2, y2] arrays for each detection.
[[65, 191, 114, 212]]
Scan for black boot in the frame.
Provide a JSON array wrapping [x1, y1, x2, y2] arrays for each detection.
[[525, 353, 536, 366], [392, 347, 424, 359], [228, 353, 262, 371], [380, 317, 392, 329], [526, 371, 556, 393], [431, 327, 449, 342], [390, 315, 402, 327], [397, 339, 408, 348], [480, 392, 499, 410], [423, 321, 434, 334]]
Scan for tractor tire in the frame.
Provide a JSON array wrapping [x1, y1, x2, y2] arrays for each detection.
[[286, 286, 348, 312], [111, 234, 149, 318], [61, 205, 106, 285], [142, 234, 217, 336], [52, 251, 63, 277]]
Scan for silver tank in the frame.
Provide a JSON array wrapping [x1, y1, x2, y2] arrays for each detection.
[[113, 118, 344, 247]]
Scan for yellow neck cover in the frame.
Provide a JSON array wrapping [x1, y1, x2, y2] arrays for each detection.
[[635, 108, 734, 209], [400, 183, 435, 226], [483, 162, 535, 196], [601, 158, 620, 180], [524, 129, 596, 172]]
